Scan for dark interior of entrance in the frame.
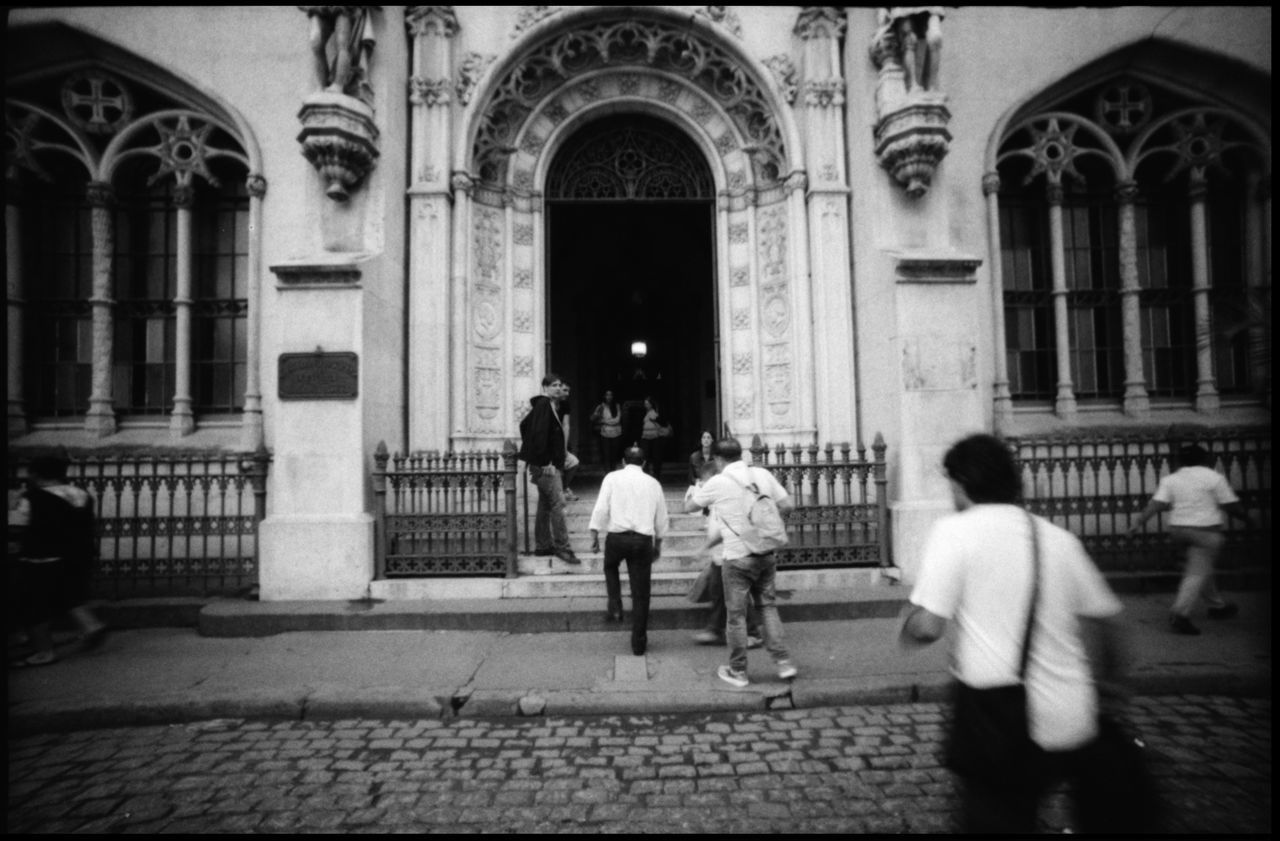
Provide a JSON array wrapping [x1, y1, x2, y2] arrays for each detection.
[[548, 201, 716, 475]]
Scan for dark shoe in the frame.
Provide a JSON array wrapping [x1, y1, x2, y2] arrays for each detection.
[[1170, 615, 1201, 636], [606, 610, 624, 623], [534, 549, 554, 557], [1207, 603, 1239, 620], [555, 551, 581, 565], [632, 633, 647, 656]]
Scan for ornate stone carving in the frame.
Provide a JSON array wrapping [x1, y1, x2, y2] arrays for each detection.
[[1094, 79, 1152, 136], [873, 101, 951, 198], [513, 223, 534, 246], [246, 174, 268, 198], [406, 6, 459, 38], [801, 79, 845, 108], [513, 355, 534, 377], [696, 6, 743, 38], [61, 71, 133, 135], [980, 172, 1000, 196], [409, 76, 452, 106], [456, 52, 497, 107], [85, 180, 115, 208], [734, 397, 753, 419], [513, 268, 533, 289], [473, 15, 787, 186], [733, 352, 753, 374], [514, 311, 533, 333], [300, 6, 377, 104], [762, 294, 790, 338], [795, 6, 847, 40], [729, 223, 749, 244], [298, 93, 381, 202], [512, 6, 561, 40], [757, 206, 787, 288], [547, 117, 713, 200], [618, 74, 641, 96], [731, 266, 750, 287], [763, 55, 798, 106], [172, 184, 195, 209], [732, 308, 751, 330]]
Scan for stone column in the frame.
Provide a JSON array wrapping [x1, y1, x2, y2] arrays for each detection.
[[1188, 172, 1219, 412], [1046, 182, 1077, 419], [1116, 179, 1150, 417], [84, 181, 117, 437], [240, 174, 267, 452], [983, 172, 1013, 428], [796, 6, 858, 444], [449, 173, 473, 440], [7, 177, 27, 437], [406, 5, 458, 450], [170, 184, 196, 437]]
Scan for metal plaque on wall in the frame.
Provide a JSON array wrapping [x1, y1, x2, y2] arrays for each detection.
[[278, 352, 359, 400]]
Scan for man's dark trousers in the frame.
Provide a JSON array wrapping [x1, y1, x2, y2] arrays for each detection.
[[603, 531, 654, 655]]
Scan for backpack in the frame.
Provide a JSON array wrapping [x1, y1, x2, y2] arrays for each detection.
[[722, 468, 789, 554]]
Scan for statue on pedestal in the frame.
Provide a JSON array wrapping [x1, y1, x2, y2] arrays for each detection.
[[299, 6, 377, 102], [878, 7, 944, 94]]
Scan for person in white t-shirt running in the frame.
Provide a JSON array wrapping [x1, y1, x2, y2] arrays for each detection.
[[1128, 444, 1255, 636]]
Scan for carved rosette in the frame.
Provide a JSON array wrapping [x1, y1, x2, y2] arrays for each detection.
[[297, 92, 381, 202], [873, 101, 951, 199]]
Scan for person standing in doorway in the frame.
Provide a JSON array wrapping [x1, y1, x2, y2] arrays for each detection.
[[589, 445, 669, 656], [590, 390, 623, 471], [901, 434, 1134, 834], [1127, 443, 1256, 635], [518, 374, 579, 565], [684, 436, 796, 688], [639, 396, 669, 481]]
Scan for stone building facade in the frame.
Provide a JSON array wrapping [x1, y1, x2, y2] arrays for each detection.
[[6, 6, 1270, 598]]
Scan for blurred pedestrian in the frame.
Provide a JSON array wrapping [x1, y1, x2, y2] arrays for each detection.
[[1127, 443, 1256, 635], [589, 445, 669, 656], [685, 436, 796, 688], [688, 430, 714, 486], [900, 433, 1138, 834], [8, 453, 107, 668], [590, 389, 623, 471], [518, 374, 579, 565], [689, 457, 763, 649], [639, 396, 670, 480]]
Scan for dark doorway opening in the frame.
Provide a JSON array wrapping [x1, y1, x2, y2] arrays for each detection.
[[547, 201, 717, 477]]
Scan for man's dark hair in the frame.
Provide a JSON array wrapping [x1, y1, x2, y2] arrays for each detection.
[[942, 434, 1022, 504], [28, 453, 70, 482], [623, 445, 645, 466], [1178, 444, 1210, 467], [541, 373, 563, 388], [712, 437, 743, 462]]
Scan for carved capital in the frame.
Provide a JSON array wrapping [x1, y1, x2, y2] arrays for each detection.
[[763, 55, 798, 106], [297, 93, 381, 202], [696, 6, 743, 38], [456, 52, 496, 107], [246, 174, 268, 199], [1188, 172, 1209, 201], [795, 6, 846, 40], [85, 181, 114, 207], [981, 172, 1001, 196], [1114, 179, 1139, 203], [172, 184, 195, 209], [1046, 182, 1064, 205], [873, 102, 952, 198], [409, 76, 452, 106], [801, 79, 846, 108], [451, 171, 475, 195], [406, 6, 459, 38]]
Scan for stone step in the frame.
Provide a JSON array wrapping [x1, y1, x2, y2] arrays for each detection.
[[517, 552, 710, 575]]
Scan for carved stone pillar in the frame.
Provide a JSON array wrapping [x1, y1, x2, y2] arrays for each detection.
[[983, 173, 1013, 428], [449, 172, 474, 440], [1115, 179, 1150, 417], [1046, 183, 1077, 419], [6, 177, 27, 437], [796, 7, 858, 444], [1188, 173, 1219, 413], [406, 5, 458, 450], [240, 174, 267, 452], [170, 185, 196, 437], [85, 181, 117, 437]]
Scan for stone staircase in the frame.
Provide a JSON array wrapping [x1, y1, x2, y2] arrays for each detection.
[[370, 478, 893, 601]]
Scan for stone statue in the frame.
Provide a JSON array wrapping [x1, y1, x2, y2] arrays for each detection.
[[879, 7, 944, 93], [299, 6, 377, 99]]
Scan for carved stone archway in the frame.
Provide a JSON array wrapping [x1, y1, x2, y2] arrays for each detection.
[[407, 7, 856, 451]]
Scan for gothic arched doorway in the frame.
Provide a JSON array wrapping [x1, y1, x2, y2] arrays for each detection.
[[546, 114, 717, 474]]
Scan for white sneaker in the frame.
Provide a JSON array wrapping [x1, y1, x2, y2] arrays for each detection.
[[776, 660, 798, 680], [693, 630, 723, 645], [717, 664, 749, 688], [746, 635, 763, 649]]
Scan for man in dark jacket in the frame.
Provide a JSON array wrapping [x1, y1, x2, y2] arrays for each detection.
[[519, 374, 579, 564]]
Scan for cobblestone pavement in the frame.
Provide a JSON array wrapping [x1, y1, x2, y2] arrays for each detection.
[[7, 694, 1269, 834]]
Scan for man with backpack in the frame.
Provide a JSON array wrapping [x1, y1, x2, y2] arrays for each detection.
[[683, 436, 796, 688]]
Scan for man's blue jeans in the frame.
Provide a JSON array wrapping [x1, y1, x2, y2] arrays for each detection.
[[533, 465, 571, 554], [722, 553, 790, 673]]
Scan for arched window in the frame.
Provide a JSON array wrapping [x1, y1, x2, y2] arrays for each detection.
[[990, 75, 1269, 417], [7, 60, 262, 438]]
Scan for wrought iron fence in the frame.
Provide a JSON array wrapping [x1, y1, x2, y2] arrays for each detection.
[[372, 441, 519, 578], [7, 449, 270, 598], [748, 434, 890, 569], [1007, 426, 1271, 573]]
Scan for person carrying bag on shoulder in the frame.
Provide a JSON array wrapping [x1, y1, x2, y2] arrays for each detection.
[[899, 433, 1154, 834]]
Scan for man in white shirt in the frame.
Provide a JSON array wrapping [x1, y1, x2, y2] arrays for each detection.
[[1128, 444, 1255, 635], [901, 434, 1130, 833], [589, 445, 670, 656], [684, 437, 796, 688]]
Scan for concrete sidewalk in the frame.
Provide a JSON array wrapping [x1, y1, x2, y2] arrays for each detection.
[[7, 590, 1270, 735]]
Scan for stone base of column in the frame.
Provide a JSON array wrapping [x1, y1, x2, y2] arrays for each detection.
[[1195, 389, 1221, 413], [1122, 386, 1150, 418], [84, 402, 117, 437], [170, 401, 195, 437], [1054, 390, 1078, 420]]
